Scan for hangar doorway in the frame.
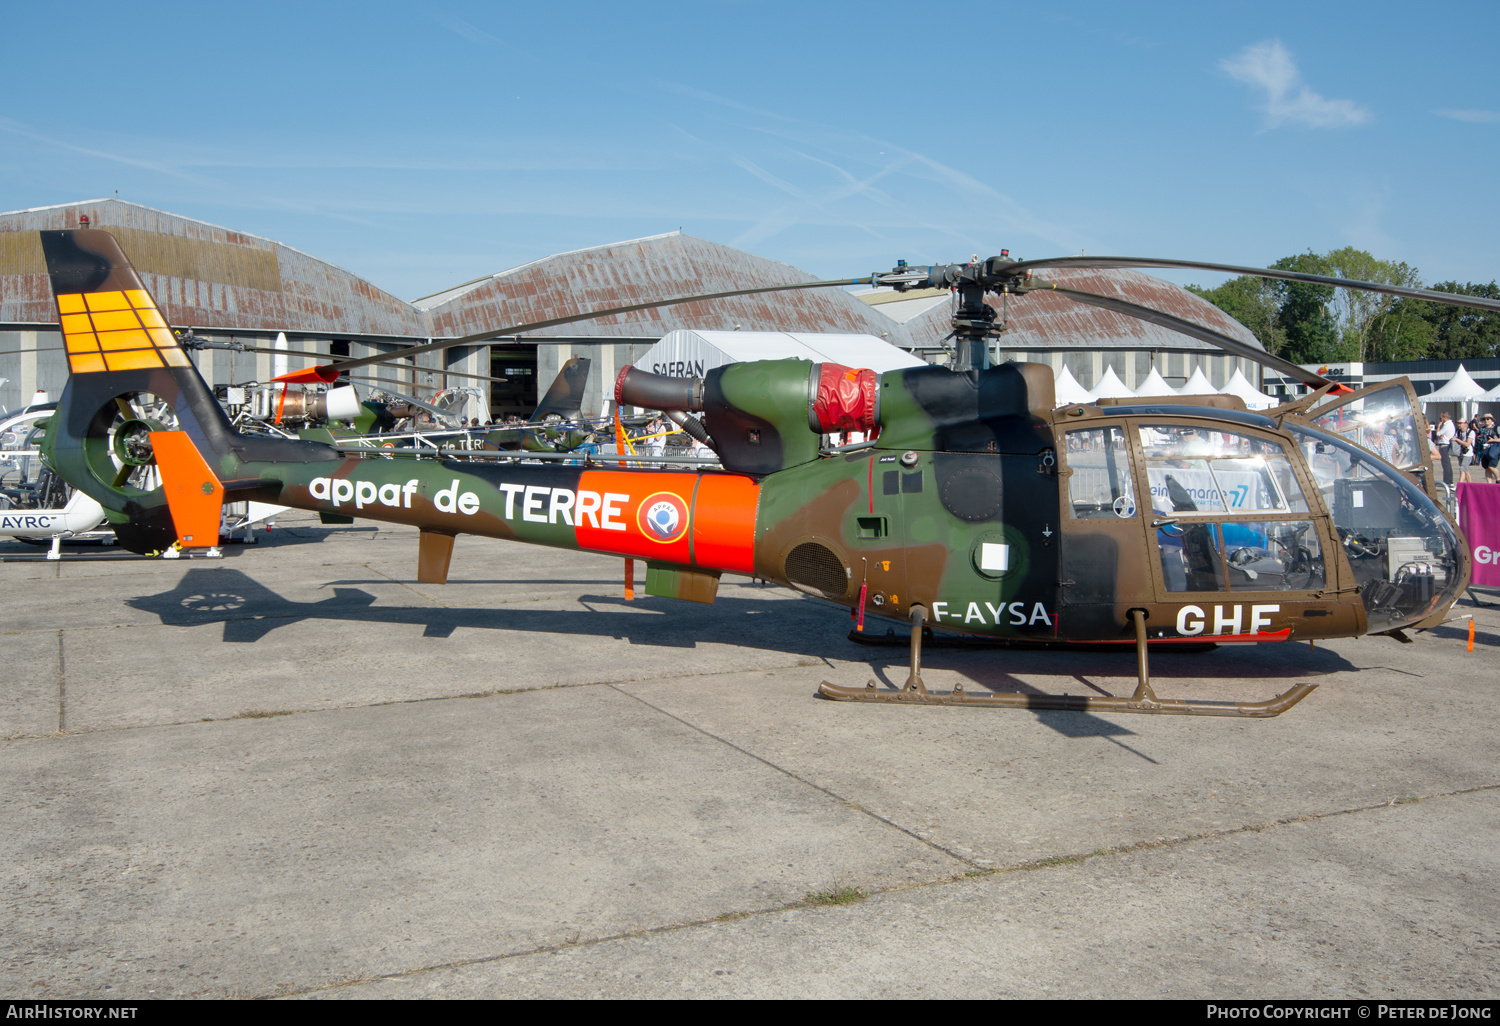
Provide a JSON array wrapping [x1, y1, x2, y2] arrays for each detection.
[[490, 344, 538, 421]]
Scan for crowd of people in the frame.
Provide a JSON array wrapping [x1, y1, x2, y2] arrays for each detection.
[[1431, 410, 1500, 484]]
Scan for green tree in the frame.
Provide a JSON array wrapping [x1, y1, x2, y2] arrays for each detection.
[[1270, 252, 1342, 364], [1186, 276, 1286, 355], [1191, 248, 1442, 365], [1409, 281, 1500, 361], [1364, 298, 1434, 362], [1319, 247, 1425, 361]]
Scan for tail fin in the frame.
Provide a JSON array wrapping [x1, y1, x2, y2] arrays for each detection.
[[38, 229, 334, 553], [528, 356, 591, 422]]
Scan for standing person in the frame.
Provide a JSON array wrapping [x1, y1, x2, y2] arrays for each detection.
[[1477, 413, 1500, 483], [646, 416, 667, 461], [1436, 412, 1456, 487], [1456, 419, 1475, 483]]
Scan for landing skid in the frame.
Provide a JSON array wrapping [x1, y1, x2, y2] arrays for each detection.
[[846, 627, 1220, 654], [820, 607, 1316, 718]]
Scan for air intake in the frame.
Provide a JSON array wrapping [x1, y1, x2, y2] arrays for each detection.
[[784, 541, 850, 600]]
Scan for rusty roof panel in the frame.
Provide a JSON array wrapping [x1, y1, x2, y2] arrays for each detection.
[[418, 232, 910, 342], [0, 200, 426, 336]]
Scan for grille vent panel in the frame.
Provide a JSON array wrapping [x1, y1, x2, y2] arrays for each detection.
[[785, 542, 849, 599]]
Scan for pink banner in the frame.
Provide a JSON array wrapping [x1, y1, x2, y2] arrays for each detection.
[[1458, 483, 1500, 586]]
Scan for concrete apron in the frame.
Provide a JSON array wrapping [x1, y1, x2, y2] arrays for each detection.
[[2, 513, 1497, 999]]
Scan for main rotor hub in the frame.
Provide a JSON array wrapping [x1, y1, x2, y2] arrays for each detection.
[[873, 255, 1038, 371]]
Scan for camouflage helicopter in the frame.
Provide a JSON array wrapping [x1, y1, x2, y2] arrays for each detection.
[[37, 229, 1494, 717]]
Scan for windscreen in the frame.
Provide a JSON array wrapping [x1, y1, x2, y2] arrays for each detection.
[[1311, 384, 1425, 470], [1288, 423, 1462, 631]]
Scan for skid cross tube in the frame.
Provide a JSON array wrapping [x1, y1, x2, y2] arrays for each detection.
[[818, 607, 1318, 717]]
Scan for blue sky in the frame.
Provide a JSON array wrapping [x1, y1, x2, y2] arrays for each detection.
[[2, 1, 1497, 300]]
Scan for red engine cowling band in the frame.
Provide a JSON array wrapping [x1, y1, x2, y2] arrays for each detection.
[[807, 363, 878, 434]]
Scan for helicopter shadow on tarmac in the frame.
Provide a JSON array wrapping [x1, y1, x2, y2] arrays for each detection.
[[128, 566, 1358, 698], [128, 566, 867, 657]]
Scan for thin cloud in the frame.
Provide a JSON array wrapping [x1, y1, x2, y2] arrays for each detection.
[[438, 16, 500, 46], [1435, 109, 1500, 124], [434, 15, 533, 61], [791, 151, 905, 208], [1221, 40, 1370, 129], [730, 155, 812, 202], [656, 82, 798, 124], [655, 79, 1099, 255], [0, 116, 211, 184]]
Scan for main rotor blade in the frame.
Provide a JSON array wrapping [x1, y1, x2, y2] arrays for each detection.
[[1033, 279, 1340, 391], [318, 276, 874, 375], [1008, 257, 1500, 315]]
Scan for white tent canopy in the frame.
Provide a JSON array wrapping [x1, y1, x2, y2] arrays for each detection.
[[1133, 367, 1178, 398], [1052, 365, 1093, 405], [1481, 379, 1500, 401], [636, 329, 924, 381], [1088, 366, 1135, 400], [1420, 364, 1488, 406], [1177, 367, 1219, 397], [1220, 368, 1278, 410]]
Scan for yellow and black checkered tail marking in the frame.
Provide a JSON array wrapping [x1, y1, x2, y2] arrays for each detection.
[[55, 287, 191, 375], [38, 227, 196, 378]]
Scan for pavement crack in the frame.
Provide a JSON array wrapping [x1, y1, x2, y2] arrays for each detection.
[[0, 666, 841, 740], [605, 683, 981, 870], [365, 563, 449, 607], [272, 780, 1500, 1000], [990, 781, 1500, 877], [56, 629, 65, 734]]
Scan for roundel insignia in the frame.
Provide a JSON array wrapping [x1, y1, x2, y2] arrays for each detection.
[[636, 491, 690, 543]]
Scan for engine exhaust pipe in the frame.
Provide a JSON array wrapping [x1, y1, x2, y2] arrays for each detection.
[[615, 367, 704, 412]]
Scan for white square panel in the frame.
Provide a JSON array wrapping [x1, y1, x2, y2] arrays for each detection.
[[980, 542, 1010, 572]]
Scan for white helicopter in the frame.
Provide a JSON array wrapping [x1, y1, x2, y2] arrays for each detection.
[[0, 393, 280, 559], [0, 395, 111, 558]]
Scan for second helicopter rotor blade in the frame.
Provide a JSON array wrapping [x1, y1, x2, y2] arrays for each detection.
[[210, 345, 510, 386], [1007, 257, 1500, 315], [1033, 279, 1340, 391]]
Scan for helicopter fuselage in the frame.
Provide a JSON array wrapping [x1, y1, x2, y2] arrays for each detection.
[[237, 371, 1464, 646]]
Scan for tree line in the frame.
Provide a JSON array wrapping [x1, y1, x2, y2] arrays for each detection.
[[1186, 247, 1500, 365]]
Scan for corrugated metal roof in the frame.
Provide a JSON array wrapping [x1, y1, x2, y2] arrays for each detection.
[[888, 267, 1265, 353], [419, 232, 910, 342], [0, 200, 426, 336]]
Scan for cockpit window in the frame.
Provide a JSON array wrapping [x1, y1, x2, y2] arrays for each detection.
[[1139, 426, 1308, 516], [1310, 384, 1423, 469], [1065, 426, 1137, 518], [1288, 424, 1461, 631]]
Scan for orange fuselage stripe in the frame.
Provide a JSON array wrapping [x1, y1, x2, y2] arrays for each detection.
[[573, 470, 758, 572]]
